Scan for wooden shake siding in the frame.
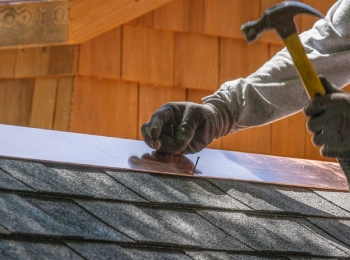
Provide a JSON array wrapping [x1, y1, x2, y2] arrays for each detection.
[[0, 0, 340, 161], [0, 45, 77, 131]]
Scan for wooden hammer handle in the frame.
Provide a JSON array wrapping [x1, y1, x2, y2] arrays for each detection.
[[284, 33, 326, 98]]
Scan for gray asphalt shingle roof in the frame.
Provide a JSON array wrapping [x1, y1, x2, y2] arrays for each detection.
[[0, 158, 350, 259]]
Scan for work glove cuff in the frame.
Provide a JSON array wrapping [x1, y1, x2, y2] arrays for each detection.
[[203, 99, 234, 139]]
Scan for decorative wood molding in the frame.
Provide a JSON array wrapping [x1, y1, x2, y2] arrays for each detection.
[[0, 1, 69, 47]]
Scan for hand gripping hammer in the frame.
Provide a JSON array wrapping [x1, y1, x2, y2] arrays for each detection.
[[241, 1, 350, 186]]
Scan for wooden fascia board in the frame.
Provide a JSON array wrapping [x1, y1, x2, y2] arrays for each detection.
[[69, 0, 176, 44], [0, 0, 175, 48]]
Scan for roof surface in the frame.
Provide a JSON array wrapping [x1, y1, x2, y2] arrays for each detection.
[[0, 158, 350, 259]]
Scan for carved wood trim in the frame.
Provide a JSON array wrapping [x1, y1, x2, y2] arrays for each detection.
[[0, 1, 69, 47]]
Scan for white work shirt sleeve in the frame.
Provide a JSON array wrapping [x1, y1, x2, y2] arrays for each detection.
[[203, 0, 350, 134]]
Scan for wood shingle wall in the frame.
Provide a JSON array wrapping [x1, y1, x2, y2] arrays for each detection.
[[0, 0, 340, 161]]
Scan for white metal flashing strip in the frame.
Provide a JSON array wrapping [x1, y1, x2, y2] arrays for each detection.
[[0, 124, 348, 191]]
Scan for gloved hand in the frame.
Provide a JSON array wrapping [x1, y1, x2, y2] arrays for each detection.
[[303, 78, 350, 158], [141, 101, 232, 154]]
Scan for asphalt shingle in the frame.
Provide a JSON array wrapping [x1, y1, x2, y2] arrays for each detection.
[[209, 179, 350, 217], [0, 240, 83, 260], [106, 170, 250, 209], [314, 190, 350, 213], [0, 194, 131, 242], [1, 153, 350, 258], [0, 225, 9, 234], [306, 217, 350, 247], [76, 200, 252, 251], [66, 242, 192, 260], [196, 210, 350, 257], [0, 159, 144, 201], [186, 252, 289, 260], [0, 168, 33, 191]]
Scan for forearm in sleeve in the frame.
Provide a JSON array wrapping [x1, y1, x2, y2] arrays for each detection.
[[203, 0, 350, 134]]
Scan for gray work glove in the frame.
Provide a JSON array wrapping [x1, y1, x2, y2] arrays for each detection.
[[303, 78, 350, 158], [141, 101, 232, 154]]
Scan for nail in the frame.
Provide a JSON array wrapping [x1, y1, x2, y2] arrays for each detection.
[[192, 156, 200, 174]]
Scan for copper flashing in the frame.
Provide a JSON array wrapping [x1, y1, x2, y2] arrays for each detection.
[[0, 124, 348, 191]]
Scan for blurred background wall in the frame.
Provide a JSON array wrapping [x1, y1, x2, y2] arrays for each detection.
[[0, 0, 341, 161]]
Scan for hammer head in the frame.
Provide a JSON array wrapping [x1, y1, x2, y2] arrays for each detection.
[[241, 1, 324, 43]]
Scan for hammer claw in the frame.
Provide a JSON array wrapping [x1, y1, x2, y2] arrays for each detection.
[[241, 1, 326, 99]]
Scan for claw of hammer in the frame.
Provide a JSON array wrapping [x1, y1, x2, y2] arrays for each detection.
[[241, 1, 325, 98]]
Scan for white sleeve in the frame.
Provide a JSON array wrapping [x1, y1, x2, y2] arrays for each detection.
[[203, 0, 350, 133]]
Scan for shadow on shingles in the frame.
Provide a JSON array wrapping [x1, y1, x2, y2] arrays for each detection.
[[209, 179, 350, 250], [0, 159, 349, 256]]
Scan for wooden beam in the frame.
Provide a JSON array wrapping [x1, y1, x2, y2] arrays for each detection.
[[0, 1, 69, 47], [69, 0, 175, 43]]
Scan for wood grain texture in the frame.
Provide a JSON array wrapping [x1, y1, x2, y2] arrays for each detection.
[[70, 77, 138, 139], [186, 89, 222, 149], [29, 78, 58, 129], [154, 0, 204, 33], [0, 79, 34, 126], [127, 11, 154, 28], [0, 49, 16, 77], [79, 28, 122, 79], [69, 0, 175, 43], [53, 76, 74, 131], [204, 0, 260, 38], [138, 85, 186, 139], [220, 38, 269, 82], [221, 125, 272, 155], [271, 112, 306, 158], [122, 25, 174, 85], [14, 45, 77, 77], [174, 32, 218, 90], [48, 45, 78, 75], [0, 1, 68, 46], [15, 47, 50, 77]]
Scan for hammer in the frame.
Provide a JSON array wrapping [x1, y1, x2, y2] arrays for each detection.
[[241, 1, 325, 98], [241, 1, 350, 186]]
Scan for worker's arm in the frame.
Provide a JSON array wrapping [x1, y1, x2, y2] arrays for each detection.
[[205, 0, 350, 132], [142, 0, 350, 154]]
